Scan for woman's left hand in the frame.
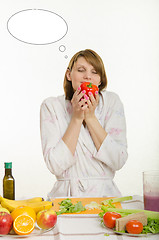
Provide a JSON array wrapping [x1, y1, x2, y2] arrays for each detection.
[[84, 91, 99, 120]]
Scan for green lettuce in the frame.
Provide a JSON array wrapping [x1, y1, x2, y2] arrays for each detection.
[[56, 198, 86, 215]]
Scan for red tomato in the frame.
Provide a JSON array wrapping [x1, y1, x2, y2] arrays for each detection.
[[126, 220, 143, 234], [80, 82, 99, 97], [103, 212, 121, 229]]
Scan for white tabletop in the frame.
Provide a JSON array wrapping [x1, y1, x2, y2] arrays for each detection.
[[1, 196, 159, 240]]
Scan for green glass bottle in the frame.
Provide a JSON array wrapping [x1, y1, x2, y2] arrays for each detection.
[[3, 162, 15, 200]]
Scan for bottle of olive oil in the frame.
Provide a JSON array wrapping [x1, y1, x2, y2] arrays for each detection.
[[3, 162, 15, 200]]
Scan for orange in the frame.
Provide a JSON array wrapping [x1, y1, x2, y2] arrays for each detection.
[[13, 215, 35, 235], [11, 206, 36, 222]]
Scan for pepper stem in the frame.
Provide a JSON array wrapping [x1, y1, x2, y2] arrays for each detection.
[[87, 82, 92, 88]]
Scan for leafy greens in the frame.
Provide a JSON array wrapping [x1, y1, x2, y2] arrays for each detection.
[[142, 218, 159, 234], [56, 198, 86, 215]]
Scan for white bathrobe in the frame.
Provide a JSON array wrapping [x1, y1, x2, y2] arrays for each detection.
[[40, 90, 128, 198]]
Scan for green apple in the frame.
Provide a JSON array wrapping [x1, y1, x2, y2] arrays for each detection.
[[36, 208, 57, 229]]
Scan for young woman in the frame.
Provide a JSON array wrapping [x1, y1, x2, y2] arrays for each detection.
[[40, 49, 128, 198]]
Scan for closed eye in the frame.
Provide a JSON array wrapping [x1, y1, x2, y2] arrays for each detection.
[[78, 68, 85, 72]]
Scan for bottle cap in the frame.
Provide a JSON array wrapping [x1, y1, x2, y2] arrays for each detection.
[[4, 162, 12, 169]]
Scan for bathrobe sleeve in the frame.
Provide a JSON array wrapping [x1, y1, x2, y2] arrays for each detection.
[[94, 92, 128, 171], [40, 98, 77, 176]]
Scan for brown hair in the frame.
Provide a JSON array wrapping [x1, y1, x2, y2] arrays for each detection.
[[63, 49, 107, 100]]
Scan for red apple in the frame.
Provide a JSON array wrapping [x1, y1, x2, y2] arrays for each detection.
[[0, 212, 13, 235], [36, 208, 57, 229]]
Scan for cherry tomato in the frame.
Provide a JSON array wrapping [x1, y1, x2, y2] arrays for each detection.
[[126, 220, 143, 234], [80, 82, 99, 97], [103, 212, 121, 229]]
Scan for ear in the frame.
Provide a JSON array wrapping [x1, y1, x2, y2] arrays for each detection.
[[66, 68, 71, 81]]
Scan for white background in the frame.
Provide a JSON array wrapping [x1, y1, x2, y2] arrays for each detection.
[[0, 0, 159, 199]]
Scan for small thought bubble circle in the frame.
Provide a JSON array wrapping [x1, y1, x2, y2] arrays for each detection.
[[59, 45, 66, 52], [7, 9, 68, 45]]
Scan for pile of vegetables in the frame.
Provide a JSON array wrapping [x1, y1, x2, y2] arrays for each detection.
[[99, 196, 159, 235], [56, 198, 86, 215]]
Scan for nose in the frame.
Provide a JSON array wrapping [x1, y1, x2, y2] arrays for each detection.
[[83, 71, 91, 80]]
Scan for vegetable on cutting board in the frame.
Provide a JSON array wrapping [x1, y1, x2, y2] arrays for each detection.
[[102, 196, 133, 206], [56, 198, 86, 215]]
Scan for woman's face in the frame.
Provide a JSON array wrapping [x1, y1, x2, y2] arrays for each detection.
[[67, 57, 101, 91]]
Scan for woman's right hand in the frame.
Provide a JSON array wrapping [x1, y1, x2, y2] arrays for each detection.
[[71, 86, 88, 121]]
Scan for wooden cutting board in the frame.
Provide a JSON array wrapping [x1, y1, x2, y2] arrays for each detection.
[[52, 197, 122, 214]]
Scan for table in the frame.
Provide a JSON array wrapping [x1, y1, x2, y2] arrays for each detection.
[[2, 195, 159, 240]]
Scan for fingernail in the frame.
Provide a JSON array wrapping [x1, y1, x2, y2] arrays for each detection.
[[95, 91, 98, 94], [82, 90, 86, 94], [78, 87, 81, 91], [84, 94, 89, 100], [88, 92, 92, 95]]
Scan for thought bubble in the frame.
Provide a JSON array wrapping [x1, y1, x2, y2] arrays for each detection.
[[59, 45, 66, 52], [7, 9, 68, 45]]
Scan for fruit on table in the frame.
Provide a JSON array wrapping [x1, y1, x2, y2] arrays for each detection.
[[11, 206, 36, 222], [0, 207, 10, 214], [37, 208, 57, 229], [0, 195, 43, 204], [0, 195, 53, 213], [26, 201, 54, 214], [0, 212, 13, 235], [0, 195, 44, 212], [80, 82, 99, 97], [126, 220, 143, 234], [13, 215, 35, 235], [103, 211, 121, 229]]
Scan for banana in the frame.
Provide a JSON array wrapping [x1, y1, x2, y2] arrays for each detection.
[[26, 201, 54, 214], [0, 196, 45, 213], [1, 198, 53, 213], [0, 195, 44, 204], [1, 200, 18, 212]]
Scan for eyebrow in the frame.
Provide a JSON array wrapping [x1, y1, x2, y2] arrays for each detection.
[[76, 64, 85, 68]]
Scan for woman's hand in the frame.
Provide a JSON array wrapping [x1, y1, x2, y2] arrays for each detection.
[[83, 91, 107, 151], [84, 91, 99, 121], [71, 87, 88, 121]]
